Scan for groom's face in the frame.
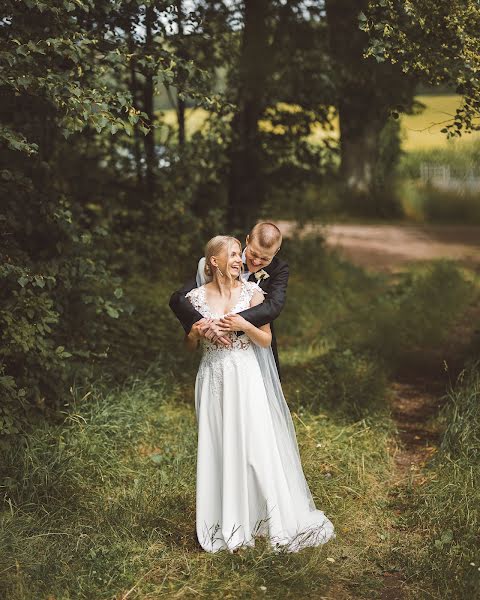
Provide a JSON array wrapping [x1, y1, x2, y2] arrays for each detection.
[[244, 237, 280, 273]]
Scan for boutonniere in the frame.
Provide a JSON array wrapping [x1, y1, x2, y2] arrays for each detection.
[[254, 269, 270, 282]]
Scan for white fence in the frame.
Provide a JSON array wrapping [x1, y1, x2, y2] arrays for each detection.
[[420, 162, 480, 192]]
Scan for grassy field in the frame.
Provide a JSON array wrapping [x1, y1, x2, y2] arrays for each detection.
[[401, 95, 480, 151], [1, 237, 478, 599], [157, 94, 480, 152], [0, 378, 397, 599]]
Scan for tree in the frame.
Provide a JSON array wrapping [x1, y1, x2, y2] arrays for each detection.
[[325, 0, 416, 207], [363, 0, 480, 137], [226, 0, 272, 232], [0, 0, 216, 442]]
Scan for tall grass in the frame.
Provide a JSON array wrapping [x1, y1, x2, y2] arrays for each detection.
[[1, 236, 476, 598], [393, 365, 480, 599], [1, 372, 399, 599], [280, 237, 474, 418]]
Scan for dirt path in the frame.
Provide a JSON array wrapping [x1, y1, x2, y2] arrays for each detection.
[[278, 222, 480, 271], [379, 378, 445, 600]]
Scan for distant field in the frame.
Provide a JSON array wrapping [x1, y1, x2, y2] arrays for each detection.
[[402, 94, 480, 150], [157, 95, 480, 152]]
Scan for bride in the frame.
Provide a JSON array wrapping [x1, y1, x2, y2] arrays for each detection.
[[185, 235, 335, 553]]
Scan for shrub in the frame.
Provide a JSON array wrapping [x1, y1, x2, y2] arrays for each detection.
[[280, 238, 473, 419], [342, 261, 473, 372], [0, 185, 124, 447], [284, 348, 388, 420]]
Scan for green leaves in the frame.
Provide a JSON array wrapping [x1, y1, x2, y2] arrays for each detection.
[[365, 0, 480, 133], [0, 127, 39, 155], [55, 346, 72, 358], [105, 305, 120, 319]]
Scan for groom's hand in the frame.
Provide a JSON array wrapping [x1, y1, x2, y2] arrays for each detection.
[[202, 319, 232, 347], [189, 318, 213, 340]]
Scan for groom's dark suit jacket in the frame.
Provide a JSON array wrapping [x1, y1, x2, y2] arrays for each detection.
[[169, 255, 289, 377]]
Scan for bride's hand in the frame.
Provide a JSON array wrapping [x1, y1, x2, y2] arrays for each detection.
[[220, 314, 250, 333], [203, 319, 232, 347]]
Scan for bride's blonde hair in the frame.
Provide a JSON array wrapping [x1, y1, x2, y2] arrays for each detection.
[[204, 235, 243, 283]]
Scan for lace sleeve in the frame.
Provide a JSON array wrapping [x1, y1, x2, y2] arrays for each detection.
[[185, 287, 202, 312], [245, 281, 264, 304]]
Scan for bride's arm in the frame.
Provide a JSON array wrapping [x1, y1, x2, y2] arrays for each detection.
[[221, 289, 272, 348], [184, 318, 211, 351]]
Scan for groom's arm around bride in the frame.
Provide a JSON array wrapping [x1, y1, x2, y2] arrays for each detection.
[[168, 222, 289, 375]]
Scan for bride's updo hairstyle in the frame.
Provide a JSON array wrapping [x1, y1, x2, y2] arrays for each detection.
[[204, 235, 243, 283]]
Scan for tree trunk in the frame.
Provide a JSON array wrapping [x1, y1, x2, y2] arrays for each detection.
[[338, 104, 385, 196], [325, 0, 388, 200], [325, 0, 417, 216], [176, 0, 186, 149], [143, 4, 156, 203], [128, 26, 143, 186], [227, 0, 270, 233]]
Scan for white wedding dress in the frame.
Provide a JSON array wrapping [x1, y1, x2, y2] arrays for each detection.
[[186, 280, 335, 553]]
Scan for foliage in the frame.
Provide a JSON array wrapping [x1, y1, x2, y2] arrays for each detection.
[[0, 0, 216, 445], [350, 261, 473, 370], [102, 276, 198, 383], [398, 140, 480, 223], [284, 348, 388, 420], [278, 237, 472, 419], [0, 186, 124, 442], [401, 181, 480, 224], [371, 116, 404, 216], [364, 0, 480, 137]]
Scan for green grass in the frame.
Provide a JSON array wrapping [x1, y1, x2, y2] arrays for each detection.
[[1, 237, 478, 599], [391, 366, 480, 599], [0, 377, 397, 599]]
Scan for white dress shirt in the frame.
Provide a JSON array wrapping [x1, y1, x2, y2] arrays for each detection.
[[240, 248, 251, 282]]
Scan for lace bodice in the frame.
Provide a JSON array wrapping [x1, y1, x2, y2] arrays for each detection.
[[186, 280, 260, 354]]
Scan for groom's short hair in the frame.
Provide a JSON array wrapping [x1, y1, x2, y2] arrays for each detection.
[[249, 222, 282, 249]]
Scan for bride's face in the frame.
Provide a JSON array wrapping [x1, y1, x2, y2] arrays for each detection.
[[215, 243, 242, 279]]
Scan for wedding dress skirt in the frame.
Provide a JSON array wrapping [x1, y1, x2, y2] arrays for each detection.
[[186, 282, 335, 553]]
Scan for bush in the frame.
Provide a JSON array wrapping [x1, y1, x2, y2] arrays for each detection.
[[400, 180, 480, 224], [355, 261, 473, 370], [102, 276, 197, 383], [284, 348, 388, 420], [0, 183, 124, 447], [280, 238, 473, 419]]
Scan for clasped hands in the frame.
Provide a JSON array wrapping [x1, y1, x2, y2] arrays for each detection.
[[190, 314, 250, 347]]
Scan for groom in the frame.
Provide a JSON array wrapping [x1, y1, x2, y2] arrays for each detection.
[[169, 222, 289, 376]]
